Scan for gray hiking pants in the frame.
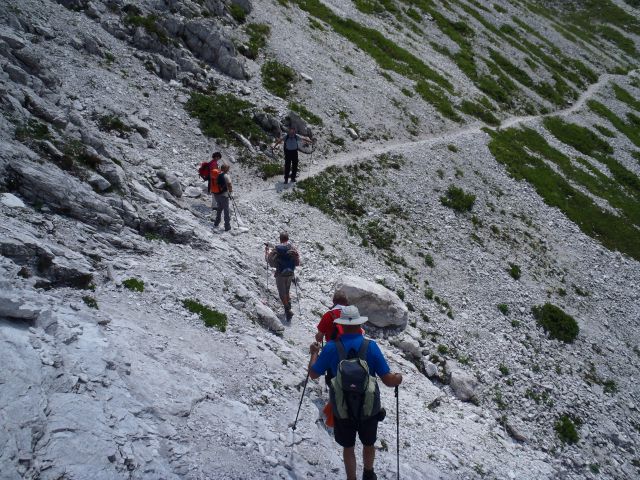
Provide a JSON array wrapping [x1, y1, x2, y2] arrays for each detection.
[[214, 194, 230, 229], [275, 273, 294, 306]]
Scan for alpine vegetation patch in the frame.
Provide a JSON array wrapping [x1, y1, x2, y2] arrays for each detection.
[[261, 60, 296, 98], [182, 299, 228, 332], [532, 303, 579, 343], [122, 278, 145, 292], [82, 296, 98, 309], [185, 92, 267, 145], [440, 185, 476, 213], [508, 263, 521, 280], [555, 414, 580, 444]]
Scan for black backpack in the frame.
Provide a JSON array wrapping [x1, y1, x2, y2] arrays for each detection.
[[217, 172, 228, 193], [330, 339, 381, 422], [275, 245, 295, 274]]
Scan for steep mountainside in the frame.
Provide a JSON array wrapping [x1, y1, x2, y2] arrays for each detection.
[[1, 0, 640, 479]]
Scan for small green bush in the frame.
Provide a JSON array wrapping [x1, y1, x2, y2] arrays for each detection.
[[261, 60, 296, 98], [289, 102, 323, 126], [122, 278, 144, 292], [459, 99, 500, 126], [440, 185, 476, 213], [98, 115, 131, 134], [228, 3, 247, 23], [185, 92, 266, 145], [396, 289, 405, 300], [498, 364, 509, 376], [424, 253, 434, 267], [508, 263, 521, 280], [82, 296, 98, 309], [124, 14, 168, 43], [243, 23, 270, 59], [15, 119, 51, 142], [183, 299, 227, 331], [437, 344, 448, 354], [260, 162, 283, 179], [497, 303, 509, 315], [555, 414, 579, 444], [532, 303, 579, 343], [447, 144, 458, 153]]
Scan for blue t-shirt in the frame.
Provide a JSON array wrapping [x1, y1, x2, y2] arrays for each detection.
[[311, 334, 391, 378], [283, 133, 299, 151]]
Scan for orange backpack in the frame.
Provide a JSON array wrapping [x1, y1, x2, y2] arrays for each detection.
[[209, 169, 224, 194]]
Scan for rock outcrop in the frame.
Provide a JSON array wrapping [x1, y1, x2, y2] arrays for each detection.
[[335, 276, 408, 329]]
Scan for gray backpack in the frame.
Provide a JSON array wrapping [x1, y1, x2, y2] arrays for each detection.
[[330, 339, 381, 422]]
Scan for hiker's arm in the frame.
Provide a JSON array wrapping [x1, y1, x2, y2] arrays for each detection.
[[381, 372, 403, 387], [308, 342, 321, 379], [315, 331, 324, 342]]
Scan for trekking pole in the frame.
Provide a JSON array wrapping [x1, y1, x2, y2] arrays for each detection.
[[229, 194, 240, 227], [293, 274, 302, 315], [395, 386, 400, 480], [292, 372, 309, 432]]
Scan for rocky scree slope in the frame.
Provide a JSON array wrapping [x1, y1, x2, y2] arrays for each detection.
[[1, 0, 640, 479]]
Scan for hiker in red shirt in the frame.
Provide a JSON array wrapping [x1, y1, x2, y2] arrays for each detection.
[[315, 291, 349, 343]]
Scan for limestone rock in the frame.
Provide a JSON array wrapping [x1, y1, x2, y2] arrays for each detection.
[[0, 192, 26, 208], [335, 276, 408, 329], [88, 173, 111, 192], [449, 369, 478, 402], [251, 301, 284, 334]]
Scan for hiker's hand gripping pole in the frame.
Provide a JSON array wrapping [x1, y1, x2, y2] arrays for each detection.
[[292, 342, 320, 431]]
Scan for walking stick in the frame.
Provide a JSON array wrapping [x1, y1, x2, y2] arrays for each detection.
[[395, 386, 400, 480], [292, 373, 309, 431], [293, 274, 302, 315], [229, 194, 240, 227]]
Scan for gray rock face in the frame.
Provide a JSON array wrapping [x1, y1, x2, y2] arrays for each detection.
[[158, 170, 183, 198], [335, 276, 408, 329], [88, 173, 111, 192], [251, 301, 284, 334], [0, 224, 94, 289], [449, 369, 478, 402], [254, 112, 281, 136], [284, 111, 311, 138], [180, 20, 247, 79], [153, 54, 178, 80], [6, 158, 124, 231], [423, 360, 439, 378]]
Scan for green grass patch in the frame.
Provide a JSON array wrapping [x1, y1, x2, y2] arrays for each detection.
[[588, 99, 640, 148], [543, 117, 613, 157], [124, 14, 168, 43], [593, 125, 616, 138], [291, 0, 454, 118], [597, 25, 637, 56], [261, 60, 296, 98], [122, 278, 144, 292], [532, 303, 579, 343], [497, 303, 509, 315], [487, 126, 640, 261], [508, 263, 521, 280], [98, 115, 131, 134], [459, 99, 500, 126], [440, 185, 476, 213], [228, 3, 247, 23], [289, 102, 323, 126], [15, 119, 51, 142], [613, 84, 640, 112], [555, 414, 579, 444], [242, 23, 270, 59], [260, 162, 283, 179], [415, 81, 460, 121], [82, 296, 98, 309], [183, 299, 227, 332], [185, 92, 267, 145]]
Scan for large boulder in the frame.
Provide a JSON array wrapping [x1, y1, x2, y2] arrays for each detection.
[[448, 363, 478, 402], [335, 276, 408, 329]]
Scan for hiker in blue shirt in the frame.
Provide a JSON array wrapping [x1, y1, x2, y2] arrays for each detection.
[[309, 305, 403, 480], [274, 126, 311, 184]]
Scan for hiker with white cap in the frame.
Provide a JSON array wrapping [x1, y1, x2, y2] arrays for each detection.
[[308, 305, 403, 480]]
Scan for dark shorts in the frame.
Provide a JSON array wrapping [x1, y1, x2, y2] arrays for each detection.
[[334, 416, 379, 448]]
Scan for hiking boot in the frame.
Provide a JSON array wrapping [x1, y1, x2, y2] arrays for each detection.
[[362, 469, 377, 480]]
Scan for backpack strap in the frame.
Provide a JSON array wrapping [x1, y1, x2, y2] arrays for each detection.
[[357, 339, 369, 361], [336, 339, 347, 361]]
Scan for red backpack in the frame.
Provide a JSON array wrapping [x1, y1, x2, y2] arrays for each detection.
[[198, 162, 210, 180]]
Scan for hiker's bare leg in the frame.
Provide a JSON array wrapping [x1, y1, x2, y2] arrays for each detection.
[[343, 447, 357, 480], [363, 445, 375, 470]]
